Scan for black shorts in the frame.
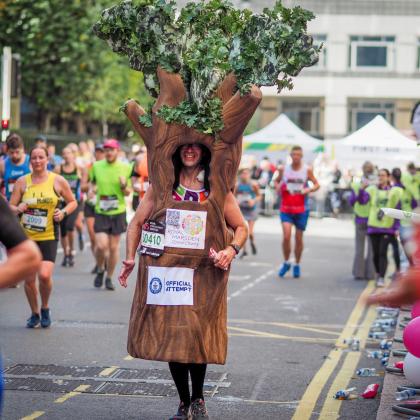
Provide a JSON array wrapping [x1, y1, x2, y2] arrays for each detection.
[[36, 240, 58, 262], [94, 212, 127, 236], [60, 202, 81, 237], [84, 202, 95, 218]]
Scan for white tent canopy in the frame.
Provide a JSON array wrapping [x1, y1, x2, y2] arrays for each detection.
[[330, 115, 419, 170], [243, 114, 322, 162]]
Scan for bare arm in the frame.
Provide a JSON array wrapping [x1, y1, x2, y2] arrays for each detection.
[[119, 186, 154, 287], [305, 167, 320, 194], [54, 175, 77, 222], [0, 240, 42, 288], [0, 159, 4, 185], [9, 176, 27, 214], [80, 165, 89, 193]]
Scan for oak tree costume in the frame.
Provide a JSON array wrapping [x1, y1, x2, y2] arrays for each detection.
[[94, 0, 319, 389]]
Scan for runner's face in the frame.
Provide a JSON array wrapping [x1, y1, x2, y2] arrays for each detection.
[[239, 169, 250, 182], [290, 150, 303, 165], [95, 149, 104, 161], [104, 147, 118, 163], [180, 144, 202, 168], [62, 148, 74, 164], [8, 147, 24, 164], [30, 149, 48, 172]]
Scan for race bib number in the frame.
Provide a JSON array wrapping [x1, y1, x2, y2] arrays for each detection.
[[138, 220, 165, 257], [165, 209, 207, 249], [147, 266, 194, 306], [287, 181, 304, 194], [22, 208, 48, 232], [99, 195, 119, 212]]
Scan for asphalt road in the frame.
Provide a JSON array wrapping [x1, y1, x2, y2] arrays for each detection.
[[0, 216, 386, 420]]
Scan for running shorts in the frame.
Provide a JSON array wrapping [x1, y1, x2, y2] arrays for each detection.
[[94, 212, 127, 235], [84, 202, 95, 218], [280, 211, 309, 231], [60, 202, 81, 237], [36, 240, 58, 262]]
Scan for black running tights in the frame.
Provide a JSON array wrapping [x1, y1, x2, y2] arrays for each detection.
[[369, 233, 399, 278], [168, 362, 207, 406]]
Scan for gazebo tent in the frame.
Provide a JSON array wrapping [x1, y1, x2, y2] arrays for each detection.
[[243, 113, 322, 163], [331, 115, 419, 170]]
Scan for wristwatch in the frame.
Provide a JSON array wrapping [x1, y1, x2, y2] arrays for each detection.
[[62, 209, 68, 218], [228, 243, 240, 255]]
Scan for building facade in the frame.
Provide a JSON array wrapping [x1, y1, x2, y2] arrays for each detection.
[[256, 0, 420, 139]]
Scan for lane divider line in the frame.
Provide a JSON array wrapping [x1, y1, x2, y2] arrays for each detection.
[[318, 302, 378, 419], [227, 270, 275, 302], [54, 384, 91, 404], [20, 411, 45, 420], [291, 280, 375, 420]]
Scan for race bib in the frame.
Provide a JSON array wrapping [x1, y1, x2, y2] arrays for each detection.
[[138, 220, 165, 257], [287, 181, 304, 194], [165, 209, 207, 249], [147, 266, 194, 306], [22, 208, 48, 232], [99, 195, 119, 212]]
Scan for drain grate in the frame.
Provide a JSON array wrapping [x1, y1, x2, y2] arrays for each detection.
[[4, 364, 230, 397]]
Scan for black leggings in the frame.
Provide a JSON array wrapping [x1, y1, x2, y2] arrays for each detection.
[[369, 233, 400, 278], [168, 362, 207, 406]]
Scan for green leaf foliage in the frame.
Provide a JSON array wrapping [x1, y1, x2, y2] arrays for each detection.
[[94, 0, 320, 134]]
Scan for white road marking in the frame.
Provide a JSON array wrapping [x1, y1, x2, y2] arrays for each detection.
[[228, 270, 275, 302]]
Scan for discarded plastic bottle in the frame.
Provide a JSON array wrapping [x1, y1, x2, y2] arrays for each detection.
[[380, 340, 393, 350], [356, 368, 377, 377], [381, 357, 389, 366], [352, 339, 360, 351], [395, 388, 416, 401], [369, 331, 387, 339], [334, 387, 356, 400], [374, 318, 396, 326], [361, 383, 380, 399], [367, 351, 383, 359]]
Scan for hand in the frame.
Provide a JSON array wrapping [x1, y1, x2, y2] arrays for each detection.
[[17, 203, 28, 214], [118, 259, 136, 288], [301, 187, 312, 195], [53, 208, 65, 222], [248, 199, 256, 207], [213, 247, 236, 271], [366, 271, 418, 307]]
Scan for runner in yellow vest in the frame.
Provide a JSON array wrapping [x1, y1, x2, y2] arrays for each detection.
[[9, 145, 77, 328]]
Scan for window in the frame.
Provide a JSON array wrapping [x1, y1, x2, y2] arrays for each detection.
[[348, 100, 395, 132], [281, 100, 321, 137], [311, 34, 327, 69], [349, 36, 395, 71]]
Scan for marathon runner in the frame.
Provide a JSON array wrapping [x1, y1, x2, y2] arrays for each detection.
[[90, 139, 132, 290], [9, 144, 77, 328], [131, 147, 149, 212], [83, 143, 105, 274], [0, 133, 31, 201], [55, 146, 88, 267], [274, 145, 320, 278]]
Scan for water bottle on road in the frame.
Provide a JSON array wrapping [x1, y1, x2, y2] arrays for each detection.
[[357, 368, 377, 376], [395, 388, 416, 401]]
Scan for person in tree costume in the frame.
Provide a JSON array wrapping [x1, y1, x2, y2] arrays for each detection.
[[94, 1, 319, 418]]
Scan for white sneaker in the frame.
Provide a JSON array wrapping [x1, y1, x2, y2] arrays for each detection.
[[376, 277, 385, 287]]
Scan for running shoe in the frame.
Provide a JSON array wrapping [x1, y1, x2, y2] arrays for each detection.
[[68, 255, 75, 267], [61, 255, 68, 267], [169, 402, 189, 420], [78, 231, 84, 251], [41, 308, 51, 328], [278, 262, 291, 278], [188, 399, 209, 420], [376, 277, 385, 288], [26, 313, 40, 329], [250, 240, 257, 255], [94, 271, 105, 288], [293, 264, 301, 278], [40, 308, 51, 328], [105, 277, 115, 291]]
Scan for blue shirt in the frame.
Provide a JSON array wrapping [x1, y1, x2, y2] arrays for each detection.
[[3, 155, 31, 201]]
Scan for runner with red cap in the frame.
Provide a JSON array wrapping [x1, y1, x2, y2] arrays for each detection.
[[89, 139, 132, 290]]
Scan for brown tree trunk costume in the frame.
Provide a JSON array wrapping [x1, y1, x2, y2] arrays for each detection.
[[125, 67, 261, 364]]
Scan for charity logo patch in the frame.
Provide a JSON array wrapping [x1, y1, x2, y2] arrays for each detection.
[[181, 214, 204, 236], [149, 277, 162, 294]]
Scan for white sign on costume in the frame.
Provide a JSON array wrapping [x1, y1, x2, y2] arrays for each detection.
[[146, 266, 194, 306], [165, 209, 207, 249]]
